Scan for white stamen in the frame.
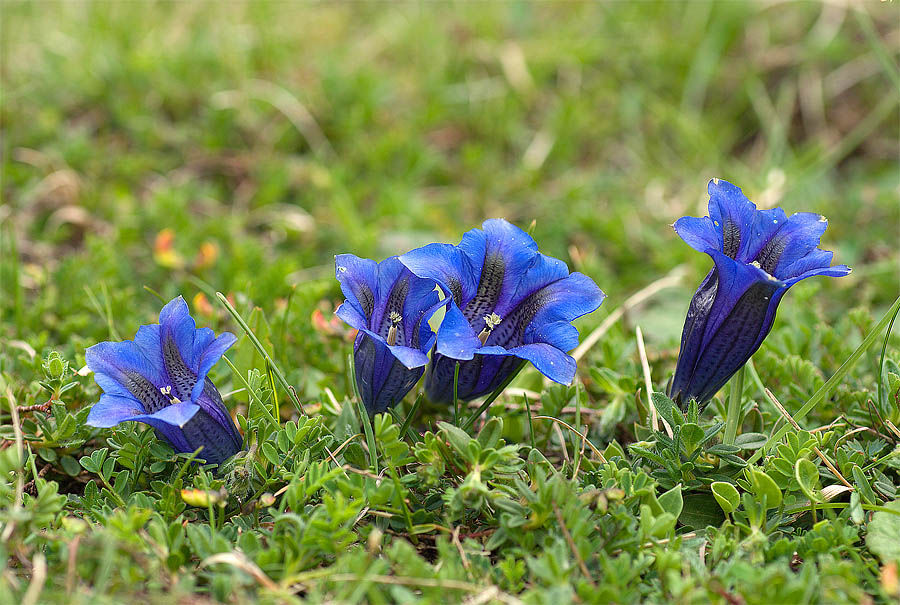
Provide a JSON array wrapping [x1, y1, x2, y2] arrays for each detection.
[[478, 313, 503, 345], [387, 311, 402, 346], [160, 385, 181, 404], [484, 312, 502, 330]]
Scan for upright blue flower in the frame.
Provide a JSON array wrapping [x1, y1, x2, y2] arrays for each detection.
[[400, 219, 605, 404], [335, 254, 443, 414], [668, 178, 851, 410], [86, 296, 243, 465]]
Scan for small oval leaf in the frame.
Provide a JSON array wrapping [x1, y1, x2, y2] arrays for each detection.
[[711, 481, 740, 514]]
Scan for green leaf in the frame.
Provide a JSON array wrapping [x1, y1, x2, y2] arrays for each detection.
[[60, 455, 81, 476], [261, 442, 280, 466], [711, 481, 740, 514], [852, 465, 877, 505], [733, 432, 768, 450], [866, 500, 900, 562], [795, 458, 821, 503], [657, 484, 683, 518], [651, 392, 678, 428], [438, 421, 476, 461], [476, 417, 503, 450], [679, 423, 704, 452], [680, 493, 726, 529], [748, 468, 782, 509]]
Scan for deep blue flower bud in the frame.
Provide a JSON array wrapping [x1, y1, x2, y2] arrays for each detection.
[[400, 219, 605, 404], [335, 254, 443, 414], [668, 179, 851, 410], [85, 296, 243, 465]]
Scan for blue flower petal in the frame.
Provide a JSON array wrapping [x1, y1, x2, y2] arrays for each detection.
[[86, 394, 145, 428], [467, 219, 540, 308], [356, 326, 431, 369], [354, 333, 426, 414], [786, 262, 852, 284], [526, 271, 606, 331], [501, 253, 570, 314], [85, 340, 170, 411], [505, 342, 576, 385], [133, 400, 201, 427], [744, 207, 787, 261], [759, 212, 828, 277], [335, 253, 380, 324], [707, 178, 757, 259], [673, 215, 720, 255], [670, 180, 850, 410], [526, 320, 580, 353], [399, 243, 479, 307], [434, 305, 481, 360], [194, 379, 244, 451], [191, 331, 237, 403]]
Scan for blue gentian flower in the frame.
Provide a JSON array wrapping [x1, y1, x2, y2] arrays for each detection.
[[86, 296, 243, 465], [399, 219, 605, 404], [335, 254, 443, 414], [668, 178, 851, 410]]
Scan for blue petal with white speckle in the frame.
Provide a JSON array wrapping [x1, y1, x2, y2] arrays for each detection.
[[400, 219, 605, 404], [668, 179, 851, 410], [335, 254, 444, 414], [86, 296, 243, 465]]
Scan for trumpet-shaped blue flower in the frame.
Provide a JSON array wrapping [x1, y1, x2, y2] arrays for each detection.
[[400, 219, 605, 404], [668, 178, 851, 410], [86, 296, 242, 465], [335, 254, 443, 414]]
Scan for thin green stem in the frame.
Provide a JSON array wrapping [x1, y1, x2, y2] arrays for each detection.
[[748, 295, 900, 465], [265, 359, 280, 422], [723, 366, 745, 446], [452, 362, 460, 427], [399, 392, 425, 444], [460, 361, 527, 431], [222, 355, 279, 428], [876, 299, 900, 410], [142, 285, 167, 303], [349, 353, 378, 474], [216, 292, 304, 415], [524, 393, 536, 450]]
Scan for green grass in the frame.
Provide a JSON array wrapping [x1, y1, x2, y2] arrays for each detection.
[[1, 1, 899, 603]]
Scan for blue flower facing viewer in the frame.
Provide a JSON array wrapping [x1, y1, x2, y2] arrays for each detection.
[[86, 296, 243, 465], [668, 178, 851, 410], [400, 219, 605, 404], [335, 254, 443, 414]]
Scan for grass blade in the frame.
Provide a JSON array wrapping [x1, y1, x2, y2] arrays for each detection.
[[216, 292, 304, 416], [748, 294, 900, 465]]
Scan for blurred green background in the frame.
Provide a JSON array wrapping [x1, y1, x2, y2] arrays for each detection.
[[2, 1, 897, 380]]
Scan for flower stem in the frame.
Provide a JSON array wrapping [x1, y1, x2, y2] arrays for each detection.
[[723, 366, 745, 446], [460, 361, 527, 431], [348, 353, 378, 474], [452, 362, 460, 426]]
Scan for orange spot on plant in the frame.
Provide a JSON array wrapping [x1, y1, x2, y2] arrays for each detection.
[[193, 292, 215, 317], [153, 228, 184, 269], [194, 242, 218, 270]]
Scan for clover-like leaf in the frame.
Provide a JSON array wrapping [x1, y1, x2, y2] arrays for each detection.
[[711, 481, 740, 514]]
